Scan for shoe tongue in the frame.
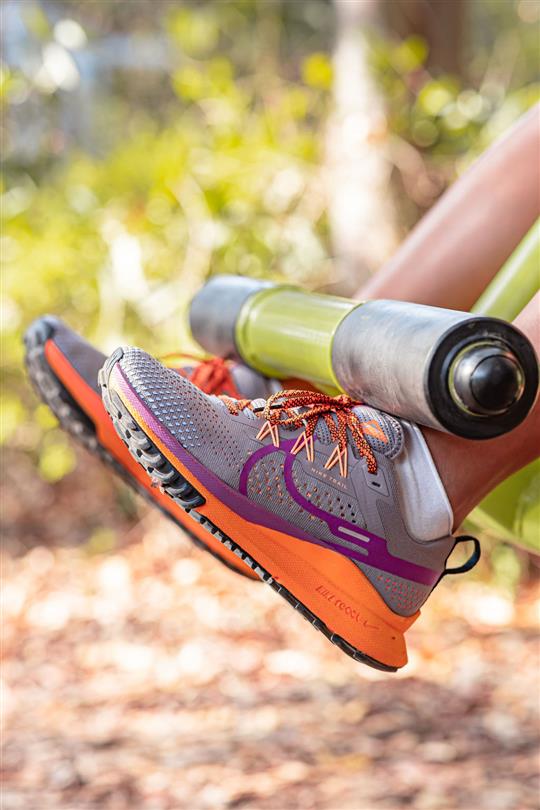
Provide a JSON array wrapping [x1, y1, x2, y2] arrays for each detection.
[[230, 366, 275, 400], [351, 405, 404, 459]]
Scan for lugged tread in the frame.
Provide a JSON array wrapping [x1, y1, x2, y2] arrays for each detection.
[[100, 388, 205, 514], [101, 352, 396, 673], [23, 320, 252, 575]]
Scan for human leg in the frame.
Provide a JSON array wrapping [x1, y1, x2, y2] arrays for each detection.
[[357, 105, 540, 310]]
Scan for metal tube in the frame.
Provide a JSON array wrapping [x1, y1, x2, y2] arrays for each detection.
[[331, 299, 536, 438], [189, 276, 538, 439]]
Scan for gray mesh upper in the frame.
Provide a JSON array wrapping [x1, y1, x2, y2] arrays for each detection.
[[354, 561, 431, 615], [291, 463, 366, 527], [352, 405, 404, 459], [119, 348, 261, 484], [117, 347, 455, 616], [246, 452, 333, 539]]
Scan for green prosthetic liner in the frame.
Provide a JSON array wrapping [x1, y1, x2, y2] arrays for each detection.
[[470, 219, 540, 552], [474, 218, 540, 320], [190, 277, 538, 441]]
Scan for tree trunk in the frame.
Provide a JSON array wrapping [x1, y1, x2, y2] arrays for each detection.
[[384, 0, 466, 76], [325, 0, 399, 295]]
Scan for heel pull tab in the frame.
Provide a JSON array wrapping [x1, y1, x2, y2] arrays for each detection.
[[444, 535, 481, 577]]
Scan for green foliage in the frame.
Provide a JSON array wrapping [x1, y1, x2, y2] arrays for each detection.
[[370, 33, 539, 160], [489, 542, 523, 596], [302, 53, 333, 90], [167, 7, 220, 57], [2, 0, 538, 505], [2, 7, 332, 479], [38, 433, 77, 482]]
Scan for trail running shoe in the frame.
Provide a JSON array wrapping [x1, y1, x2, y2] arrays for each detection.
[[101, 348, 480, 671], [24, 317, 275, 579]]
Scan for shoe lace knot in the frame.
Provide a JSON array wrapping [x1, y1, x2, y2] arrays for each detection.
[[222, 389, 378, 477]]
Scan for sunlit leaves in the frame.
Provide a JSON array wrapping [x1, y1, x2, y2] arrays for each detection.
[[172, 65, 207, 101], [302, 53, 333, 90], [38, 434, 76, 482], [3, 0, 538, 492], [4, 35, 331, 483], [417, 80, 457, 116], [392, 35, 428, 74], [167, 8, 220, 58]]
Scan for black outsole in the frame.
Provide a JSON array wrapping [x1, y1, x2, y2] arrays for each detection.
[[100, 350, 397, 673], [23, 318, 255, 578]]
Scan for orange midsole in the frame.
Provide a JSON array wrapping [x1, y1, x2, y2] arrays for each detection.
[[44, 340, 257, 578], [119, 385, 418, 668]]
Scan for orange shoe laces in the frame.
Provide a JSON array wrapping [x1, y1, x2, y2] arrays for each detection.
[[160, 353, 241, 398], [222, 389, 378, 477]]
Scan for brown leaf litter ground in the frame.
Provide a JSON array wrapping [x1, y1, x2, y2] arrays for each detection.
[[2, 452, 539, 810]]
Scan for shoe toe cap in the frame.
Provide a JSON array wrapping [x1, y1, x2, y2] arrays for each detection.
[[26, 316, 105, 394], [116, 347, 223, 452]]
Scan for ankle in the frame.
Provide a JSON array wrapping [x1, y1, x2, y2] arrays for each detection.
[[421, 406, 539, 529], [421, 430, 480, 528]]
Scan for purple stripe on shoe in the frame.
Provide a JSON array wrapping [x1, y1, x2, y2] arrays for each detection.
[[238, 439, 296, 493], [281, 455, 438, 586], [238, 436, 438, 585], [113, 364, 438, 586], [113, 366, 320, 544]]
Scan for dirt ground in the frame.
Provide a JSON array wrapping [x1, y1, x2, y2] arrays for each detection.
[[2, 450, 539, 810]]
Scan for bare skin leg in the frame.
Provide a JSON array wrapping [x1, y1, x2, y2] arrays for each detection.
[[355, 106, 540, 525], [357, 104, 540, 311], [423, 294, 539, 528]]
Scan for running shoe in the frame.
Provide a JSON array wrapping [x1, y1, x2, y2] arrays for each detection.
[[101, 347, 480, 671], [24, 317, 275, 578]]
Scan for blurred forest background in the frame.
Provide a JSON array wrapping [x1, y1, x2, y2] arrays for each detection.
[[1, 1, 539, 809]]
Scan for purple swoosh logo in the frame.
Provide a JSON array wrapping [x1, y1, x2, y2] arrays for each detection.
[[239, 442, 439, 587]]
